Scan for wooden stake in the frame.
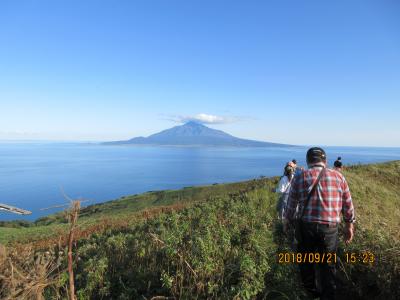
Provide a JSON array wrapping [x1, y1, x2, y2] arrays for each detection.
[[67, 200, 80, 300]]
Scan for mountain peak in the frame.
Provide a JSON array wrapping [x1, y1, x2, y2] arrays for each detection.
[[182, 121, 206, 127]]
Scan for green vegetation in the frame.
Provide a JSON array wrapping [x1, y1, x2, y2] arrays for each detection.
[[0, 180, 263, 245], [1, 161, 399, 299]]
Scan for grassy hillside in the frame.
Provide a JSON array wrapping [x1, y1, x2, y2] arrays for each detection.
[[0, 180, 262, 245], [0, 161, 399, 299]]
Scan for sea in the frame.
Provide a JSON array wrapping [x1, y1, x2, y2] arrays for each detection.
[[1, 142, 399, 221]]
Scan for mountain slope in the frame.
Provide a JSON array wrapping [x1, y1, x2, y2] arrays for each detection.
[[104, 121, 289, 147]]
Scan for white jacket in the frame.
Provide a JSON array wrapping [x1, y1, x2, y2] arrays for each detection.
[[277, 176, 292, 194]]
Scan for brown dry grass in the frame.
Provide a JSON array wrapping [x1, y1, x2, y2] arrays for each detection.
[[18, 202, 188, 251]]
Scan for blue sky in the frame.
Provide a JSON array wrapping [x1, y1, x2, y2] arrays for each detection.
[[0, 0, 399, 146]]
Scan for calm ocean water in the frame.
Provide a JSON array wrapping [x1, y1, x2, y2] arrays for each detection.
[[1, 142, 399, 221]]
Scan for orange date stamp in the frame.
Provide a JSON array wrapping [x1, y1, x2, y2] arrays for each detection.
[[343, 251, 375, 264], [278, 252, 337, 264], [277, 251, 375, 264]]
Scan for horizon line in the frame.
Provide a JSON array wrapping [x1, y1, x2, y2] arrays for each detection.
[[0, 139, 400, 149]]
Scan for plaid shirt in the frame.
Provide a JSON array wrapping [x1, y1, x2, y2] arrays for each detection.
[[284, 164, 355, 224]]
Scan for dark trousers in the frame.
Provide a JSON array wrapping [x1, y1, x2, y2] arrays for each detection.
[[298, 222, 338, 300]]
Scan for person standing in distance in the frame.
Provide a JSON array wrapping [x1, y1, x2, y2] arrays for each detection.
[[284, 147, 355, 300], [291, 159, 305, 176], [275, 164, 295, 219], [334, 156, 343, 172]]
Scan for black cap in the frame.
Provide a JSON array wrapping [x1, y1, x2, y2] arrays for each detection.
[[292, 159, 297, 164], [334, 160, 343, 168], [306, 147, 326, 164]]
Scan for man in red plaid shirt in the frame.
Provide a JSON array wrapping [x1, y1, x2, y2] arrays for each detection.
[[284, 147, 355, 300]]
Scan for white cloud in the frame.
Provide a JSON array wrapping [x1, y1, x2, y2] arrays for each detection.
[[164, 113, 243, 124]]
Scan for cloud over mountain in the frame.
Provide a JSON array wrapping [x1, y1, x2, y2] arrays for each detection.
[[163, 113, 242, 125]]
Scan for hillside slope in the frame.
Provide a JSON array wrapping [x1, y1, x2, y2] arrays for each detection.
[[1, 161, 399, 299]]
